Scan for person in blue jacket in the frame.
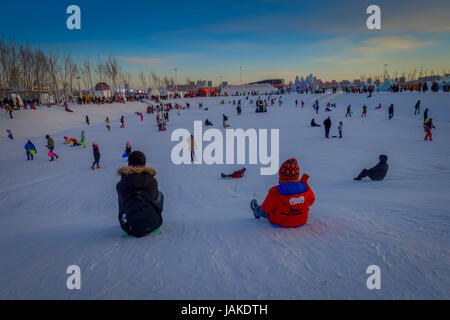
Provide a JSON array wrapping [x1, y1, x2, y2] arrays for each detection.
[[24, 140, 37, 160]]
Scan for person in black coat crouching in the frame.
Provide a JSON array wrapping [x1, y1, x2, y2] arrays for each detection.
[[354, 154, 389, 181], [116, 151, 163, 237]]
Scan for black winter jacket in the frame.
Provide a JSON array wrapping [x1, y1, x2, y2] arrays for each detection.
[[323, 118, 331, 128], [116, 166, 162, 237], [93, 145, 100, 161], [368, 155, 389, 181]]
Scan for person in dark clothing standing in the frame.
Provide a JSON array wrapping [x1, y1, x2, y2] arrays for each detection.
[[362, 105, 367, 117], [86, 115, 90, 125], [91, 142, 101, 169], [237, 104, 242, 115], [354, 155, 389, 181], [414, 100, 421, 115], [120, 115, 125, 128], [116, 151, 164, 238], [323, 117, 332, 138], [388, 104, 394, 119]]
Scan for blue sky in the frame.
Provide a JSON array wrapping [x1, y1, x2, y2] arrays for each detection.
[[1, 0, 449, 85]]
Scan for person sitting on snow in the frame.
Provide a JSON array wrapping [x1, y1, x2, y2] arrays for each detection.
[[311, 118, 321, 127], [116, 151, 163, 238], [205, 119, 213, 126], [250, 158, 315, 228], [221, 168, 246, 179], [354, 154, 389, 181]]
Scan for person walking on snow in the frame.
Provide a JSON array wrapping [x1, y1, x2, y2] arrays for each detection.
[[414, 100, 421, 115], [424, 118, 435, 141], [345, 105, 352, 117], [85, 115, 90, 125], [45, 135, 59, 161], [25, 140, 37, 160], [250, 158, 315, 228], [120, 115, 125, 128], [91, 142, 101, 169], [323, 117, 332, 138]]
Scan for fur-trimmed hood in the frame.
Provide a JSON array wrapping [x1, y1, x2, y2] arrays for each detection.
[[117, 166, 156, 176]]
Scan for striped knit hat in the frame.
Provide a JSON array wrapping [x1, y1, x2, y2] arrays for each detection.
[[279, 158, 300, 184]]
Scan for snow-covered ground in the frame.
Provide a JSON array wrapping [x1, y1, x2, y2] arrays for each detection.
[[0, 91, 449, 299]]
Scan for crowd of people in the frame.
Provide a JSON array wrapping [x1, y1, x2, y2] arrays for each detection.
[[1, 90, 442, 238]]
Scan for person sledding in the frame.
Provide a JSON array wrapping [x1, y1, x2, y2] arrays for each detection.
[[221, 168, 246, 179], [117, 151, 164, 238], [354, 154, 388, 181], [25, 140, 37, 160], [311, 118, 321, 127], [250, 158, 315, 228]]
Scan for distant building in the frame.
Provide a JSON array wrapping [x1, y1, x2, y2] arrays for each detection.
[[248, 79, 285, 89]]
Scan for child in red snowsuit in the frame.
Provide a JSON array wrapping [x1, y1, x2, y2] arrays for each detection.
[[424, 118, 435, 141], [250, 158, 315, 227], [221, 168, 246, 179]]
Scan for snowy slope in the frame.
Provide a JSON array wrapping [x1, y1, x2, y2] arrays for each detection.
[[0, 92, 449, 299]]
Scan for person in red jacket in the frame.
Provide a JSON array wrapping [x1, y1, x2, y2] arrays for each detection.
[[424, 118, 435, 141], [250, 158, 315, 227], [221, 168, 246, 179]]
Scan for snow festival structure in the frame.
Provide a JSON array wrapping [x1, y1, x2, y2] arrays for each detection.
[[379, 79, 396, 92], [148, 88, 161, 98], [94, 82, 111, 98]]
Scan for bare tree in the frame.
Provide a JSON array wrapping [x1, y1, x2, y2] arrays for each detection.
[[138, 71, 147, 90], [48, 50, 61, 104], [82, 59, 94, 95], [104, 56, 120, 93]]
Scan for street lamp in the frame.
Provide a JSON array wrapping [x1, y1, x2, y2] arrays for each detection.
[[174, 68, 178, 90], [240, 66, 243, 85]]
